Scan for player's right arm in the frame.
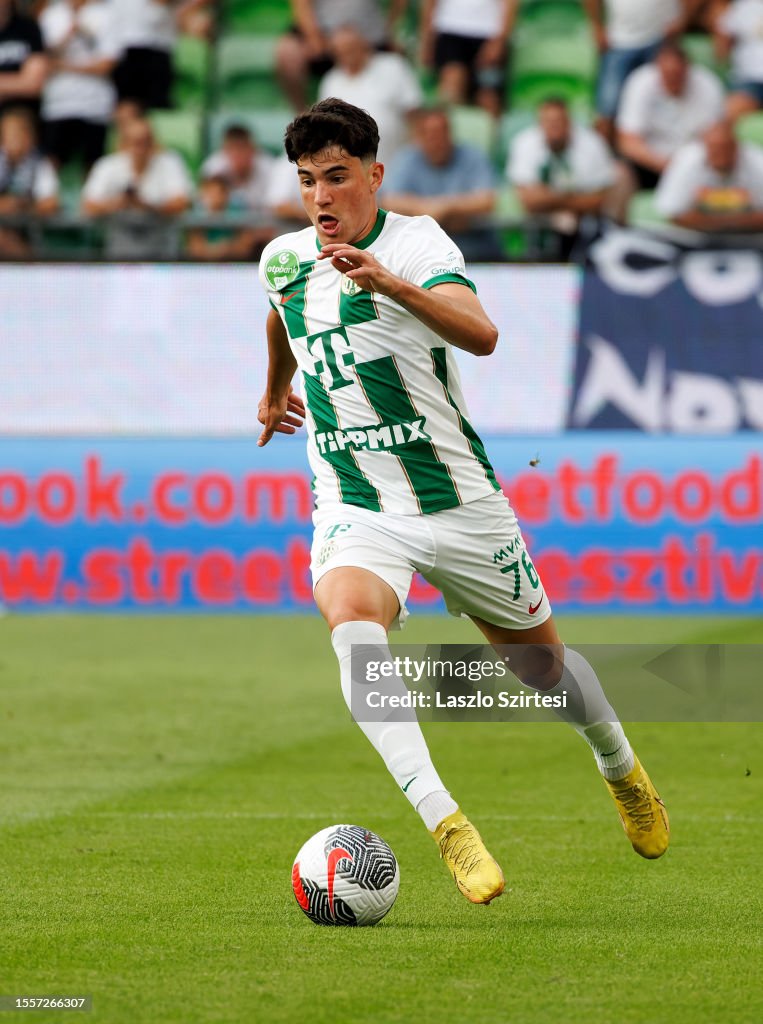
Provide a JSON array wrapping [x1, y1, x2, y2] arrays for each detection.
[[257, 308, 305, 447]]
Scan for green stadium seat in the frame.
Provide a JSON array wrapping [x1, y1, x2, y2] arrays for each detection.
[[682, 33, 724, 77], [512, 28, 596, 82], [149, 110, 203, 172], [497, 109, 536, 166], [628, 190, 667, 229], [737, 112, 763, 149], [222, 0, 291, 34], [495, 183, 531, 259], [517, 0, 589, 35], [216, 33, 283, 109], [209, 109, 292, 156], [449, 105, 496, 157], [511, 73, 594, 115], [173, 34, 209, 109], [495, 183, 525, 221], [57, 161, 86, 213]]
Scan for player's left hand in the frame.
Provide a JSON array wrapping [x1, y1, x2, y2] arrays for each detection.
[[318, 244, 398, 297]]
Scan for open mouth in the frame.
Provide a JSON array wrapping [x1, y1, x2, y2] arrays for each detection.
[[317, 214, 340, 235]]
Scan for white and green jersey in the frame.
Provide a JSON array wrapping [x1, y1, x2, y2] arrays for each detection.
[[258, 209, 500, 515]]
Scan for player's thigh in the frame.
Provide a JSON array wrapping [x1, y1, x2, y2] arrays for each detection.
[[314, 566, 400, 631], [310, 505, 425, 631], [424, 491, 552, 630]]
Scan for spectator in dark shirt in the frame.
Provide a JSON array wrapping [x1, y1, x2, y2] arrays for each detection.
[[0, 104, 58, 256], [0, 0, 47, 119]]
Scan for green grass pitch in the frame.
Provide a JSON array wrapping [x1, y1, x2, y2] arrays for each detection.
[[2, 614, 762, 1024]]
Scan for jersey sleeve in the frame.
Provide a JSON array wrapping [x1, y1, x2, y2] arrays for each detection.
[[258, 240, 285, 311], [395, 216, 476, 293]]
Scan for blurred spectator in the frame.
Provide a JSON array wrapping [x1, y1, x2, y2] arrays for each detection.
[[0, 0, 47, 118], [655, 119, 763, 230], [617, 42, 725, 192], [317, 25, 421, 163], [40, 0, 118, 171], [186, 173, 258, 261], [265, 153, 311, 223], [382, 106, 502, 260], [0, 105, 58, 257], [507, 96, 616, 259], [200, 124, 274, 210], [276, 0, 407, 111], [584, 0, 702, 141], [112, 96, 144, 148], [419, 0, 517, 118], [111, 0, 207, 109], [714, 0, 763, 121], [82, 115, 192, 256]]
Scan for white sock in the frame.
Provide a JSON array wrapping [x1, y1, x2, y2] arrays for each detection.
[[544, 647, 635, 782], [331, 621, 457, 829]]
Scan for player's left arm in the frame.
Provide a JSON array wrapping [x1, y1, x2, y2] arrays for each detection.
[[318, 244, 498, 356]]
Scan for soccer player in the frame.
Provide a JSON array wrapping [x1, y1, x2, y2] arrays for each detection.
[[257, 98, 669, 905]]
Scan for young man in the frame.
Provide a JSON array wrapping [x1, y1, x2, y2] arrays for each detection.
[[257, 98, 669, 905]]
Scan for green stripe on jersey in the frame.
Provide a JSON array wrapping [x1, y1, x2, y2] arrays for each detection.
[[356, 355, 460, 513], [280, 260, 315, 340], [303, 371, 382, 511], [339, 283, 379, 327], [422, 273, 476, 293], [431, 347, 500, 491]]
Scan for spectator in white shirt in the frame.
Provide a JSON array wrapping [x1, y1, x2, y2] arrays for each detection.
[[419, 0, 518, 118], [200, 124, 275, 211], [82, 115, 192, 255], [40, 0, 118, 170], [318, 25, 421, 164], [655, 119, 763, 231], [0, 106, 58, 256], [508, 96, 617, 257], [714, 0, 763, 121], [583, 0, 703, 141], [617, 42, 726, 192]]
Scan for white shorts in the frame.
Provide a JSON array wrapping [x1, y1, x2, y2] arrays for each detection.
[[310, 491, 552, 631]]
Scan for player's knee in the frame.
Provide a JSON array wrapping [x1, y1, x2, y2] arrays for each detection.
[[509, 643, 564, 691], [324, 605, 388, 632]]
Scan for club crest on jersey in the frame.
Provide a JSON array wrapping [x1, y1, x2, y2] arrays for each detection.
[[315, 418, 431, 455], [265, 249, 300, 290], [340, 275, 363, 297]]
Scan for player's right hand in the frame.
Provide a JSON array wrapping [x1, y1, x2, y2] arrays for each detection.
[[257, 386, 305, 447]]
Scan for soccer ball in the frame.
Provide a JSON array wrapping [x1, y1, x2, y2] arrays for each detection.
[[291, 824, 400, 926]]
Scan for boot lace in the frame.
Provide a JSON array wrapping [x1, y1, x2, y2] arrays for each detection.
[[439, 823, 483, 874], [617, 782, 657, 831]]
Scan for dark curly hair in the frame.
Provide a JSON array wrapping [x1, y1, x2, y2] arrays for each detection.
[[284, 98, 379, 163]]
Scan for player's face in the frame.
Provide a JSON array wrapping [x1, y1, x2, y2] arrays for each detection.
[[297, 146, 383, 245]]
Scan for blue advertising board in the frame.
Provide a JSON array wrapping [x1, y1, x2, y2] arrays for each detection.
[[1, 434, 760, 612]]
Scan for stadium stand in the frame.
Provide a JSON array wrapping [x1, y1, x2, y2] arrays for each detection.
[[5, 0, 763, 260]]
